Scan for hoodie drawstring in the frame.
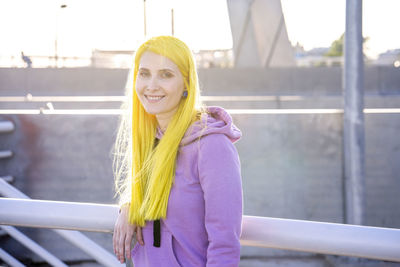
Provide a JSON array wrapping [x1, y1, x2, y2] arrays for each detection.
[[153, 220, 161, 247]]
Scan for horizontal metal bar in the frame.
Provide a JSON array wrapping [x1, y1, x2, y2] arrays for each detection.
[[1, 225, 68, 267], [2, 95, 400, 103], [0, 96, 126, 102], [2, 108, 400, 115], [0, 197, 399, 263], [364, 108, 400, 113], [0, 150, 13, 159], [0, 198, 116, 232], [0, 247, 26, 267], [227, 109, 344, 114], [202, 96, 306, 101], [0, 95, 303, 102], [0, 109, 123, 115], [241, 216, 400, 262], [0, 121, 14, 133]]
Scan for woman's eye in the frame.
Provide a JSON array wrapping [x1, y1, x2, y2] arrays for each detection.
[[139, 71, 149, 78], [160, 72, 173, 79]]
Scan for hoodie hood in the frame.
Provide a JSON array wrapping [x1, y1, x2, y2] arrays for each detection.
[[156, 106, 242, 146]]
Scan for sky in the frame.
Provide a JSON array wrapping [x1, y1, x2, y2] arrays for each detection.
[[0, 0, 399, 59]]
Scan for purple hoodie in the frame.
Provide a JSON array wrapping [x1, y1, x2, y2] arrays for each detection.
[[131, 106, 243, 267]]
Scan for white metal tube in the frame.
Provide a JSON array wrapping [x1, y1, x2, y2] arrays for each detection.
[[0, 150, 13, 159], [0, 180, 124, 267], [1, 225, 68, 267], [0, 178, 25, 198], [0, 197, 116, 232], [0, 247, 26, 267], [1, 198, 400, 263], [241, 216, 400, 262], [0, 121, 14, 133]]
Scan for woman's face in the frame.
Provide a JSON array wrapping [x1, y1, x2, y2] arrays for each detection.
[[136, 51, 185, 126]]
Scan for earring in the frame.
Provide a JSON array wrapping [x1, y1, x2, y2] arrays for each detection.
[[182, 90, 188, 99]]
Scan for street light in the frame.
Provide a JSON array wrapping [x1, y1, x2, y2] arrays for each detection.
[[143, 0, 147, 38], [55, 4, 67, 68]]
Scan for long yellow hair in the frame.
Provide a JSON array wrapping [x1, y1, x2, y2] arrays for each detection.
[[113, 36, 201, 226]]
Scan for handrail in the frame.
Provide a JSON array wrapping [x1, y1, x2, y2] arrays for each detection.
[[0, 197, 399, 263]]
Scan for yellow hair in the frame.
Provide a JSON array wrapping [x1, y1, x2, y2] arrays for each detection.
[[113, 36, 201, 226]]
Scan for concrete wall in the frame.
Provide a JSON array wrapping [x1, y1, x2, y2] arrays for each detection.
[[1, 66, 400, 266], [0, 114, 118, 265], [1, 66, 400, 96]]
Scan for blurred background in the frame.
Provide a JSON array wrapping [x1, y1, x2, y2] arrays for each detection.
[[1, 0, 400, 266]]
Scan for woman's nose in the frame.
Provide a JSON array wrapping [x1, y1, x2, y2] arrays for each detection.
[[146, 77, 160, 91]]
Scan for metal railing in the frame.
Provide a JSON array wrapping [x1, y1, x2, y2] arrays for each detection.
[[1, 225, 68, 267], [0, 179, 123, 267], [0, 247, 25, 267], [1, 197, 399, 264]]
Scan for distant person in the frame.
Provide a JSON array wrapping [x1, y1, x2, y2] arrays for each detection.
[[21, 52, 32, 68], [112, 36, 243, 266]]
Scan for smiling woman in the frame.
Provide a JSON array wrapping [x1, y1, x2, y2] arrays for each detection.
[[112, 36, 243, 266]]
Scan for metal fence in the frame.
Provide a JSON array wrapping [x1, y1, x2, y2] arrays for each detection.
[[1, 197, 400, 265]]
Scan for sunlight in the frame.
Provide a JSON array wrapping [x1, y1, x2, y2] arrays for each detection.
[[0, 0, 398, 63]]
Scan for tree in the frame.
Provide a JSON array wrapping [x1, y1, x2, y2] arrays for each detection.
[[325, 33, 369, 57], [325, 34, 344, 57]]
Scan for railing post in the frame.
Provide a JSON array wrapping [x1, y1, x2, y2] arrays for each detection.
[[1, 225, 68, 267], [0, 247, 26, 267], [343, 0, 365, 225]]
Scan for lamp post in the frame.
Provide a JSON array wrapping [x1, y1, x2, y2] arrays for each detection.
[[171, 8, 175, 36], [143, 0, 147, 38], [343, 0, 365, 225], [55, 4, 67, 68]]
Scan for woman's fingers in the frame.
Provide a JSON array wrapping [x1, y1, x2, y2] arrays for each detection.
[[118, 232, 126, 263], [113, 225, 121, 257], [136, 226, 144, 246], [112, 228, 117, 255], [125, 228, 134, 260], [113, 206, 142, 263], [113, 226, 125, 263]]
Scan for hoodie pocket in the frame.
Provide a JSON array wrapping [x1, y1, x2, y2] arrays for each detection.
[[131, 228, 181, 267], [164, 231, 181, 267]]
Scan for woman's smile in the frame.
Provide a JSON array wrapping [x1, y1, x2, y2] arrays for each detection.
[[145, 95, 165, 103]]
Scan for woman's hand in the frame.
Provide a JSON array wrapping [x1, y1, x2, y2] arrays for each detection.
[[113, 204, 144, 263]]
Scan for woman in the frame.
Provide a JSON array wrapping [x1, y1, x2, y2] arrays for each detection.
[[113, 36, 243, 266]]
